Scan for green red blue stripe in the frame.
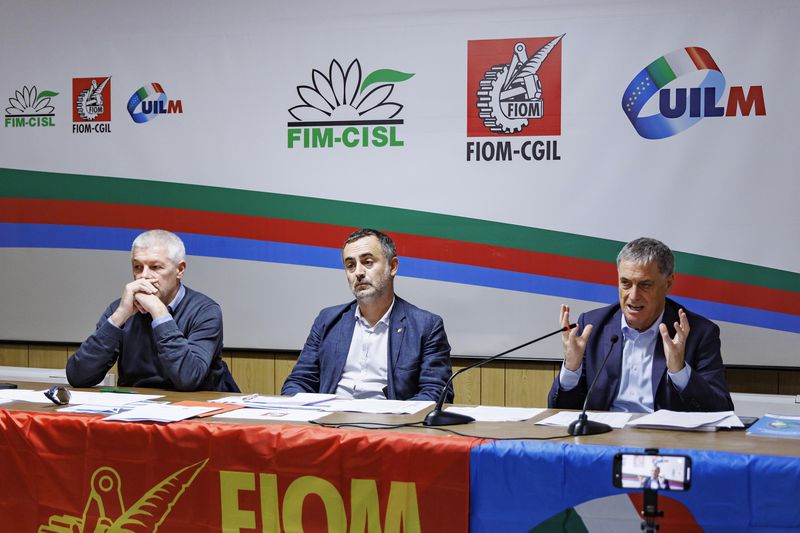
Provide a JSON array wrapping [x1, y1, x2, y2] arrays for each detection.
[[1, 168, 797, 333]]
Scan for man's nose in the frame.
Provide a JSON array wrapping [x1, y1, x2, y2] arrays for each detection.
[[629, 285, 639, 300]]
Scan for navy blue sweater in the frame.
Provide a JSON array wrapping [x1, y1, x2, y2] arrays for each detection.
[[67, 286, 237, 391]]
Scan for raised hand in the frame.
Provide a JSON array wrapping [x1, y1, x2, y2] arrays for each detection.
[[560, 304, 592, 372], [659, 308, 690, 373]]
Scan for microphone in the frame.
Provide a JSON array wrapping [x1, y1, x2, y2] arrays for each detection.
[[567, 334, 620, 436], [423, 324, 576, 426]]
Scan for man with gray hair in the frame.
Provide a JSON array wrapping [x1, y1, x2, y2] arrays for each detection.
[[282, 228, 453, 401], [548, 237, 732, 412], [67, 229, 238, 391]]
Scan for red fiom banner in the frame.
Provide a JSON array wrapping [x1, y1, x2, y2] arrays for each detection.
[[0, 411, 476, 532]]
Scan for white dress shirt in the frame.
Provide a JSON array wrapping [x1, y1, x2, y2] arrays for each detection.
[[336, 299, 395, 399]]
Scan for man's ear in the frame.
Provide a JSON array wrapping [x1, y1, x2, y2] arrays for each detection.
[[665, 273, 674, 292], [389, 256, 399, 277], [176, 261, 186, 280]]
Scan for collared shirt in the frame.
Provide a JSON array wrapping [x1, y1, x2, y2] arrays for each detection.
[[610, 312, 663, 412], [107, 284, 184, 329], [336, 299, 395, 399], [559, 309, 692, 412]]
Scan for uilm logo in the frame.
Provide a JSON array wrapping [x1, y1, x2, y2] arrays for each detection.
[[622, 46, 766, 140], [127, 82, 184, 124]]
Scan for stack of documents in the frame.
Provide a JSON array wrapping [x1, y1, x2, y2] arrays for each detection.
[[213, 393, 336, 409], [536, 411, 631, 428], [212, 408, 327, 422], [627, 410, 743, 431], [444, 406, 546, 422], [103, 404, 219, 423], [0, 388, 164, 407], [317, 399, 433, 415], [214, 394, 433, 415]]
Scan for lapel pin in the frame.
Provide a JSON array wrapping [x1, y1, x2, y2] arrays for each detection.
[[396, 327, 404, 333]]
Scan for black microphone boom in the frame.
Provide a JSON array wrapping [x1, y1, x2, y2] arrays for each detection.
[[567, 334, 620, 436], [423, 324, 576, 427]]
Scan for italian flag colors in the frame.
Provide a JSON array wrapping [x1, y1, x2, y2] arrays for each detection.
[[531, 493, 701, 532], [646, 47, 720, 88]]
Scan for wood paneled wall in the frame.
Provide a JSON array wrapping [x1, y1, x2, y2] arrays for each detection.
[[2, 342, 798, 406]]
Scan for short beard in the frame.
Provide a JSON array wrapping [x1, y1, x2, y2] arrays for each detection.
[[351, 265, 391, 301]]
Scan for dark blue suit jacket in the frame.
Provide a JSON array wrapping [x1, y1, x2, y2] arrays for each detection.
[[282, 296, 453, 402], [548, 298, 733, 412]]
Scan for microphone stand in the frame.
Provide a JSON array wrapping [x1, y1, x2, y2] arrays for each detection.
[[423, 324, 575, 427], [567, 334, 619, 436]]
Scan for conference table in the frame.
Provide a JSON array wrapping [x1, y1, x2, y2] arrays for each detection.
[[1, 383, 798, 532]]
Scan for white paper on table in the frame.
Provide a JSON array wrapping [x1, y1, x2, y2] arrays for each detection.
[[318, 399, 434, 415], [0, 389, 53, 403], [66, 391, 164, 406], [212, 393, 336, 408], [627, 410, 742, 430], [212, 408, 327, 422], [536, 411, 631, 429], [60, 404, 129, 414], [444, 406, 546, 422], [0, 398, 13, 405], [103, 404, 217, 422], [57, 400, 167, 415]]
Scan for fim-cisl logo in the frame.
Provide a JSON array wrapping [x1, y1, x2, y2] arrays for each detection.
[[72, 76, 111, 134], [287, 59, 413, 149], [466, 35, 563, 162], [4, 85, 58, 128]]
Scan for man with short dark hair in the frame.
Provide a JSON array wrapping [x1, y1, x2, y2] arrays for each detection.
[[282, 229, 453, 402], [67, 229, 238, 392], [548, 237, 732, 412]]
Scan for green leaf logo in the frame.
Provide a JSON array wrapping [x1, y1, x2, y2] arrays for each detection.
[[36, 90, 59, 102], [360, 69, 414, 93]]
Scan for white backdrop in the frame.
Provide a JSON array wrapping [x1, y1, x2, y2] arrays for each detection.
[[1, 0, 797, 365]]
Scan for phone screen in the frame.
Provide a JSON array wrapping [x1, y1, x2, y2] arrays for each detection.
[[613, 453, 691, 491]]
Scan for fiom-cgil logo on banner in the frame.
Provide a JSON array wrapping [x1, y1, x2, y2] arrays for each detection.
[[466, 35, 563, 162], [4, 85, 58, 128], [38, 460, 207, 531], [622, 46, 766, 139], [72, 76, 112, 134], [127, 82, 183, 124], [287, 59, 413, 149]]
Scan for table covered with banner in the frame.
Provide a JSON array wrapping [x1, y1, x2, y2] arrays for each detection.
[[0, 410, 476, 532], [470, 440, 800, 532], [2, 401, 800, 532]]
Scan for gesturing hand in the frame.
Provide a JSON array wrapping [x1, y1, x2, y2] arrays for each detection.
[[560, 304, 592, 372], [659, 308, 690, 373]]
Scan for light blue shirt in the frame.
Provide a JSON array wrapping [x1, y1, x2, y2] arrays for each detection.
[[559, 309, 692, 413], [108, 284, 184, 329], [611, 312, 662, 412]]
